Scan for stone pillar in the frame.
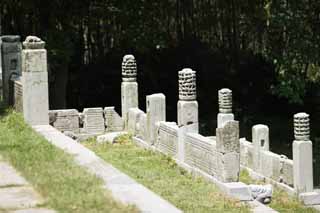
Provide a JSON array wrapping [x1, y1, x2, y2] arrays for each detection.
[[216, 121, 240, 182], [146, 93, 166, 145], [252, 124, 269, 172], [1, 35, 22, 104], [22, 36, 49, 125], [121, 55, 138, 129], [177, 68, 198, 133], [293, 112, 313, 193], [217, 88, 234, 128]]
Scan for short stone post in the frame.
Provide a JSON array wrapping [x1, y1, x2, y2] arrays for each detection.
[[146, 93, 166, 145], [1, 35, 22, 104], [252, 124, 269, 172], [216, 121, 240, 182], [22, 36, 49, 125], [217, 88, 234, 128], [121, 55, 138, 129], [293, 112, 313, 193], [177, 68, 198, 132]]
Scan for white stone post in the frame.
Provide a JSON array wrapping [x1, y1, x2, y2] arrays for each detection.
[[1, 35, 22, 104], [293, 112, 313, 193], [22, 36, 49, 125], [177, 68, 198, 133], [177, 68, 198, 162], [252, 124, 269, 172], [217, 88, 234, 128], [121, 55, 138, 129], [146, 93, 166, 145]]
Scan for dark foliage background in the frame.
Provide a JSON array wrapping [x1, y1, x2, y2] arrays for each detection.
[[1, 0, 320, 185]]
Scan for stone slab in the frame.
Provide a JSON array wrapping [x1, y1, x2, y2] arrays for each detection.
[[248, 200, 279, 213], [104, 107, 124, 132], [0, 162, 28, 187], [217, 113, 234, 128], [83, 108, 105, 134], [33, 125, 182, 213], [299, 192, 320, 205], [0, 187, 43, 209]]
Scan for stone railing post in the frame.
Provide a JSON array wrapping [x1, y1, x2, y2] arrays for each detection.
[[217, 88, 234, 128], [1, 35, 22, 104], [293, 112, 313, 193], [252, 124, 269, 172], [121, 55, 138, 129], [22, 36, 49, 125], [177, 68, 198, 133]]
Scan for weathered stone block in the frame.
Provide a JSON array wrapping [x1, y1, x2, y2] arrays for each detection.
[[293, 140, 313, 193], [104, 107, 124, 132], [260, 151, 281, 181], [49, 109, 79, 133], [136, 113, 147, 140], [83, 108, 105, 134], [121, 82, 138, 129], [157, 122, 179, 157], [216, 152, 240, 182], [128, 108, 144, 134], [177, 100, 198, 132], [217, 113, 234, 128], [146, 93, 166, 145], [216, 121, 239, 154], [240, 139, 253, 168], [13, 78, 23, 112]]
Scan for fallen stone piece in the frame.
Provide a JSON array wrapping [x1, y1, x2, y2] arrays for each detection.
[[97, 132, 127, 143], [0, 162, 28, 187], [0, 187, 43, 209], [249, 184, 273, 204]]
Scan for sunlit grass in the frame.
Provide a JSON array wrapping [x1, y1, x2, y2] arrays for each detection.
[[0, 110, 137, 213], [84, 135, 250, 213]]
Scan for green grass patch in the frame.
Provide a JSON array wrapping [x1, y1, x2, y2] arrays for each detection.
[[240, 169, 318, 213], [0, 110, 137, 213], [84, 135, 250, 213]]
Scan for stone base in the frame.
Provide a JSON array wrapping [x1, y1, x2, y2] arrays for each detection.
[[299, 192, 320, 205], [121, 82, 138, 129], [177, 100, 198, 132], [217, 113, 234, 128]]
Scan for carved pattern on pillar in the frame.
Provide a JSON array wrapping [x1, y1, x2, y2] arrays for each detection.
[[122, 55, 137, 82], [218, 88, 232, 113], [294, 112, 310, 141], [178, 68, 196, 101]]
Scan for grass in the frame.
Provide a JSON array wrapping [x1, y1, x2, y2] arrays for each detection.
[[0, 110, 137, 213], [84, 134, 250, 213], [240, 169, 319, 213]]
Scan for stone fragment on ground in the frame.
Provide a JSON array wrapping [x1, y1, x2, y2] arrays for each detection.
[[0, 157, 56, 213], [97, 131, 127, 143]]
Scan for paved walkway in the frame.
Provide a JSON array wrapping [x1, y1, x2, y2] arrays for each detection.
[[0, 156, 55, 213], [33, 125, 182, 213]]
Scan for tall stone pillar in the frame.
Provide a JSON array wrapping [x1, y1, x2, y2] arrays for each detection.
[[177, 68, 198, 133], [121, 55, 138, 129], [177, 68, 198, 163], [217, 88, 234, 128], [22, 36, 49, 125], [1, 35, 22, 104], [293, 112, 313, 193]]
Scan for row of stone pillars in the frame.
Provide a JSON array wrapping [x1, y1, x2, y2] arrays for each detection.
[[120, 54, 315, 193], [1, 39, 315, 193]]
